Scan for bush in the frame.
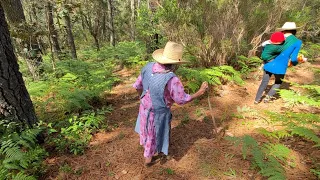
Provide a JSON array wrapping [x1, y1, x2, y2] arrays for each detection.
[[27, 59, 120, 121], [0, 120, 47, 179]]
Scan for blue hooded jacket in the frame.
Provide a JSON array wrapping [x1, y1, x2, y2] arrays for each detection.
[[263, 35, 302, 75]]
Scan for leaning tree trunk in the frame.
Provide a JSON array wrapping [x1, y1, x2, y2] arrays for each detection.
[[64, 8, 77, 59], [46, 1, 61, 58], [0, 0, 25, 24], [107, 0, 115, 46], [0, 4, 37, 127], [1, 0, 43, 81]]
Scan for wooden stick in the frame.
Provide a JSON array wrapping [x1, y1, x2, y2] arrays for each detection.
[[207, 90, 218, 135]]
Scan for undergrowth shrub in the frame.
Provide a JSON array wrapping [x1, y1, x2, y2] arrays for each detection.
[[300, 42, 320, 61], [226, 135, 292, 180], [45, 108, 111, 155], [177, 65, 244, 93], [229, 76, 320, 179], [78, 41, 148, 67], [231, 55, 262, 76], [27, 59, 120, 121], [278, 82, 320, 107], [0, 120, 47, 179]]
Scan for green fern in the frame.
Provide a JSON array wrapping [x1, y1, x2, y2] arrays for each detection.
[[11, 172, 36, 180], [291, 127, 320, 147], [278, 82, 320, 108], [310, 169, 320, 179], [177, 65, 244, 93], [0, 121, 47, 179], [226, 135, 289, 180], [257, 128, 292, 141]]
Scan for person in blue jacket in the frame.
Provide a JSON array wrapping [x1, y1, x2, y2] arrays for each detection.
[[254, 22, 303, 103]]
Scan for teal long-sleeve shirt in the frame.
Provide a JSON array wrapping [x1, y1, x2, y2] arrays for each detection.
[[261, 44, 284, 61]]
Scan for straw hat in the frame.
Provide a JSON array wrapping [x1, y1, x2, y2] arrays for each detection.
[[152, 41, 186, 64], [276, 22, 300, 31]]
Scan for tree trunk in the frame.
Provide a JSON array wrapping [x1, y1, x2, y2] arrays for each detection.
[[0, 0, 26, 24], [0, 4, 37, 127], [93, 35, 100, 51], [64, 9, 77, 59], [107, 0, 115, 46], [130, 0, 135, 41], [46, 1, 61, 58], [1, 0, 43, 80], [101, 12, 107, 41], [137, 0, 141, 9]]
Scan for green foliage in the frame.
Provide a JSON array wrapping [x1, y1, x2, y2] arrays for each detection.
[[48, 108, 111, 155], [0, 120, 47, 179], [79, 41, 148, 66], [300, 42, 320, 60], [26, 59, 119, 120], [226, 135, 290, 180], [278, 82, 320, 107], [232, 55, 262, 75], [310, 169, 320, 179], [177, 65, 244, 93]]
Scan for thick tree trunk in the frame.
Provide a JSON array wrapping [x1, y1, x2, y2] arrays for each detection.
[[0, 0, 26, 24], [46, 2, 61, 58], [1, 0, 43, 80], [130, 0, 135, 41], [64, 10, 77, 59], [107, 0, 115, 46], [0, 4, 37, 127]]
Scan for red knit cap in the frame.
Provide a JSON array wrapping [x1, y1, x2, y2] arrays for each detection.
[[270, 32, 285, 44]]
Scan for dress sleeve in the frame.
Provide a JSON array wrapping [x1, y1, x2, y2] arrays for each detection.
[[167, 77, 192, 105], [133, 74, 143, 90]]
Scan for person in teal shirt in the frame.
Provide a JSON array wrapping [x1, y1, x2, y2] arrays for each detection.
[[255, 22, 303, 103], [260, 31, 286, 62]]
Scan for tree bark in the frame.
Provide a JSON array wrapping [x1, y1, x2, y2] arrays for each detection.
[[0, 4, 37, 127], [107, 0, 115, 46], [1, 0, 43, 80], [0, 0, 26, 24], [64, 8, 77, 59], [46, 1, 61, 58], [130, 0, 135, 41]]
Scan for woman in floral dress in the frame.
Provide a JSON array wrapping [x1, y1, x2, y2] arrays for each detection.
[[133, 41, 208, 165]]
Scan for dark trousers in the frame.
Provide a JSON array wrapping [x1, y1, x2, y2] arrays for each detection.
[[255, 71, 285, 101]]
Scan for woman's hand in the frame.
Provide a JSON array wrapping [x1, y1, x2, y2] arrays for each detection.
[[198, 82, 208, 95], [191, 82, 208, 100]]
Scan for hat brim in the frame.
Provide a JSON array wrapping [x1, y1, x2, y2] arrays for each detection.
[[276, 26, 301, 31], [152, 49, 187, 64]]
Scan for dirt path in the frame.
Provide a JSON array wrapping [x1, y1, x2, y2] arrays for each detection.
[[45, 61, 319, 180]]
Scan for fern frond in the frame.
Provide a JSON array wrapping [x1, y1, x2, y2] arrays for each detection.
[[256, 128, 279, 140], [291, 127, 320, 146], [263, 143, 291, 163], [242, 135, 259, 159], [12, 172, 36, 180]]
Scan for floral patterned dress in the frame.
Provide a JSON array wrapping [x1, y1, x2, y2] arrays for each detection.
[[133, 63, 192, 158]]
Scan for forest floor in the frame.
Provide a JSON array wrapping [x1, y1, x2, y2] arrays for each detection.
[[44, 60, 320, 180]]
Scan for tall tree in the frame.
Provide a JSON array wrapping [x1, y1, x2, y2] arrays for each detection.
[[0, 0, 25, 25], [130, 0, 136, 41], [63, 3, 77, 59], [46, 1, 61, 58], [1, 0, 43, 80], [0, 3, 37, 127], [80, 2, 101, 51], [107, 0, 115, 46]]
